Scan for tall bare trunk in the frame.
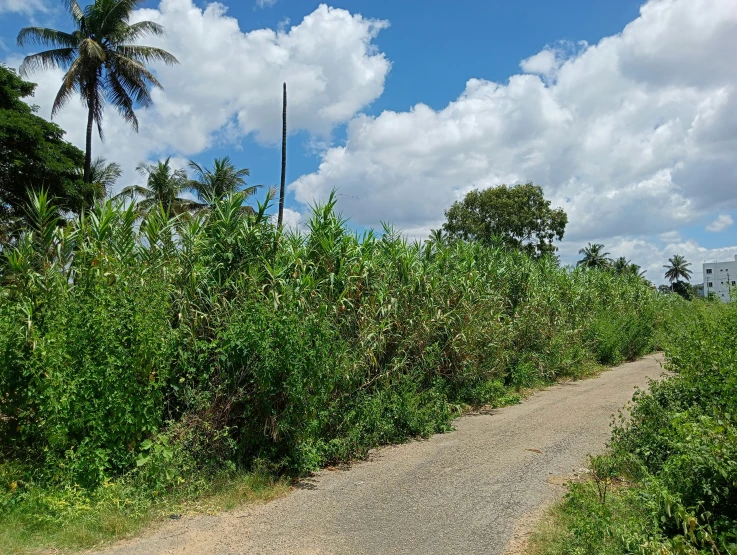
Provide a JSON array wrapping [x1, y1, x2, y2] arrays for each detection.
[[84, 100, 94, 184], [278, 82, 287, 227]]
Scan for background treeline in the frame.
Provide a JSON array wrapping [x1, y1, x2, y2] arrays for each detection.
[[0, 192, 661, 496], [531, 296, 737, 555]]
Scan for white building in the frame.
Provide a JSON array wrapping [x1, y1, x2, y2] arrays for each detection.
[[703, 256, 737, 302]]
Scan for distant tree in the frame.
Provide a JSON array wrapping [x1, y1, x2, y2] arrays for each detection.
[[664, 254, 692, 284], [116, 158, 199, 217], [664, 254, 693, 299], [442, 182, 567, 257], [577, 243, 611, 269], [186, 157, 258, 212], [17, 0, 178, 183], [0, 64, 89, 232], [612, 256, 646, 277]]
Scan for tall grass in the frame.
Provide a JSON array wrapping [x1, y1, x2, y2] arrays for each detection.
[[0, 192, 661, 544]]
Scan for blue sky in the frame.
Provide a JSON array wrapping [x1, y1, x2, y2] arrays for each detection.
[[1, 0, 736, 283]]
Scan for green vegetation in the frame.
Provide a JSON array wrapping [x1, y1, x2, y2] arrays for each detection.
[[442, 182, 568, 257], [528, 298, 737, 555], [0, 64, 90, 234], [577, 243, 611, 269], [0, 187, 661, 551]]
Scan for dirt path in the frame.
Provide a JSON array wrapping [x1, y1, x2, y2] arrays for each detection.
[[98, 354, 665, 555]]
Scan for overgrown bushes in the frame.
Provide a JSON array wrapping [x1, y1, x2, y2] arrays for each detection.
[[531, 298, 737, 555], [0, 193, 660, 502]]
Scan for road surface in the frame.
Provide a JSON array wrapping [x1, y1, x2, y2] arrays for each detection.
[[99, 354, 665, 555]]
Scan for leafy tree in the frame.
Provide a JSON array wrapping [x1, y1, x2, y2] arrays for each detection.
[[116, 157, 199, 217], [442, 182, 567, 257], [577, 243, 611, 269], [0, 64, 89, 232], [187, 157, 258, 212], [17, 0, 178, 184]]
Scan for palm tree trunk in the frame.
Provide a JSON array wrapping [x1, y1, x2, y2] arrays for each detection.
[[84, 100, 94, 184], [278, 82, 287, 227]]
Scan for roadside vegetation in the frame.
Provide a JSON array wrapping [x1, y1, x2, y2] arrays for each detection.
[[0, 187, 662, 552], [528, 297, 737, 555]]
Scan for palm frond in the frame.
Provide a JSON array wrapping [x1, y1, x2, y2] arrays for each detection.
[[78, 38, 106, 64], [61, 0, 84, 21], [116, 185, 154, 201], [18, 48, 77, 75], [17, 27, 78, 49], [118, 21, 166, 43], [114, 45, 179, 67], [51, 57, 84, 117], [105, 69, 138, 130]]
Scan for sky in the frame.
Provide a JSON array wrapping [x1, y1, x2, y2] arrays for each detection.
[[1, 0, 736, 284]]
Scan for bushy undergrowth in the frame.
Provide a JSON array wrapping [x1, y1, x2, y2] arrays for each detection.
[[532, 298, 737, 555], [0, 192, 660, 545]]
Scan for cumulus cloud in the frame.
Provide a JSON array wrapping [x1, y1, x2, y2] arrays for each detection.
[[706, 214, 733, 232], [255, 0, 277, 8], [10, 0, 390, 191], [291, 0, 737, 252], [0, 0, 46, 14]]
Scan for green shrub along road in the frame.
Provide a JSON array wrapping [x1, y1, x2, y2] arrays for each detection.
[[530, 298, 737, 555], [0, 192, 662, 552]]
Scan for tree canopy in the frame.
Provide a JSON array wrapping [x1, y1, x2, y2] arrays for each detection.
[[442, 182, 568, 257], [0, 64, 89, 233]]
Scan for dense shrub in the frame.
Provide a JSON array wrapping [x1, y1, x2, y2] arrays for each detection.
[[537, 299, 737, 555], [0, 193, 661, 495]]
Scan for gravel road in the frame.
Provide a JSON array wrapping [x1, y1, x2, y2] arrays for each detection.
[[98, 354, 665, 555]]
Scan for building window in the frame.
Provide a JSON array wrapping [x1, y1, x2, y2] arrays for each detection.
[[707, 269, 713, 274], [732, 282, 736, 286], [708, 282, 713, 287]]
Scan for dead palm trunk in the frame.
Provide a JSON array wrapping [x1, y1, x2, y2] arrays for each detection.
[[84, 100, 94, 184], [278, 82, 287, 227]]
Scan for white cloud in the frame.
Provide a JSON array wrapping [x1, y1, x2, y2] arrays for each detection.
[[255, 0, 277, 8], [0, 0, 46, 15], [706, 214, 733, 232], [520, 49, 559, 77], [291, 0, 737, 251], [519, 41, 585, 80], [10, 1, 390, 191], [277, 207, 304, 230]]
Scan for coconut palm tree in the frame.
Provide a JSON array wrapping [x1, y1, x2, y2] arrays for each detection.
[[577, 243, 611, 269], [81, 157, 122, 203], [612, 256, 646, 277], [186, 157, 258, 212], [17, 0, 178, 184], [116, 157, 199, 217], [664, 254, 692, 284]]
